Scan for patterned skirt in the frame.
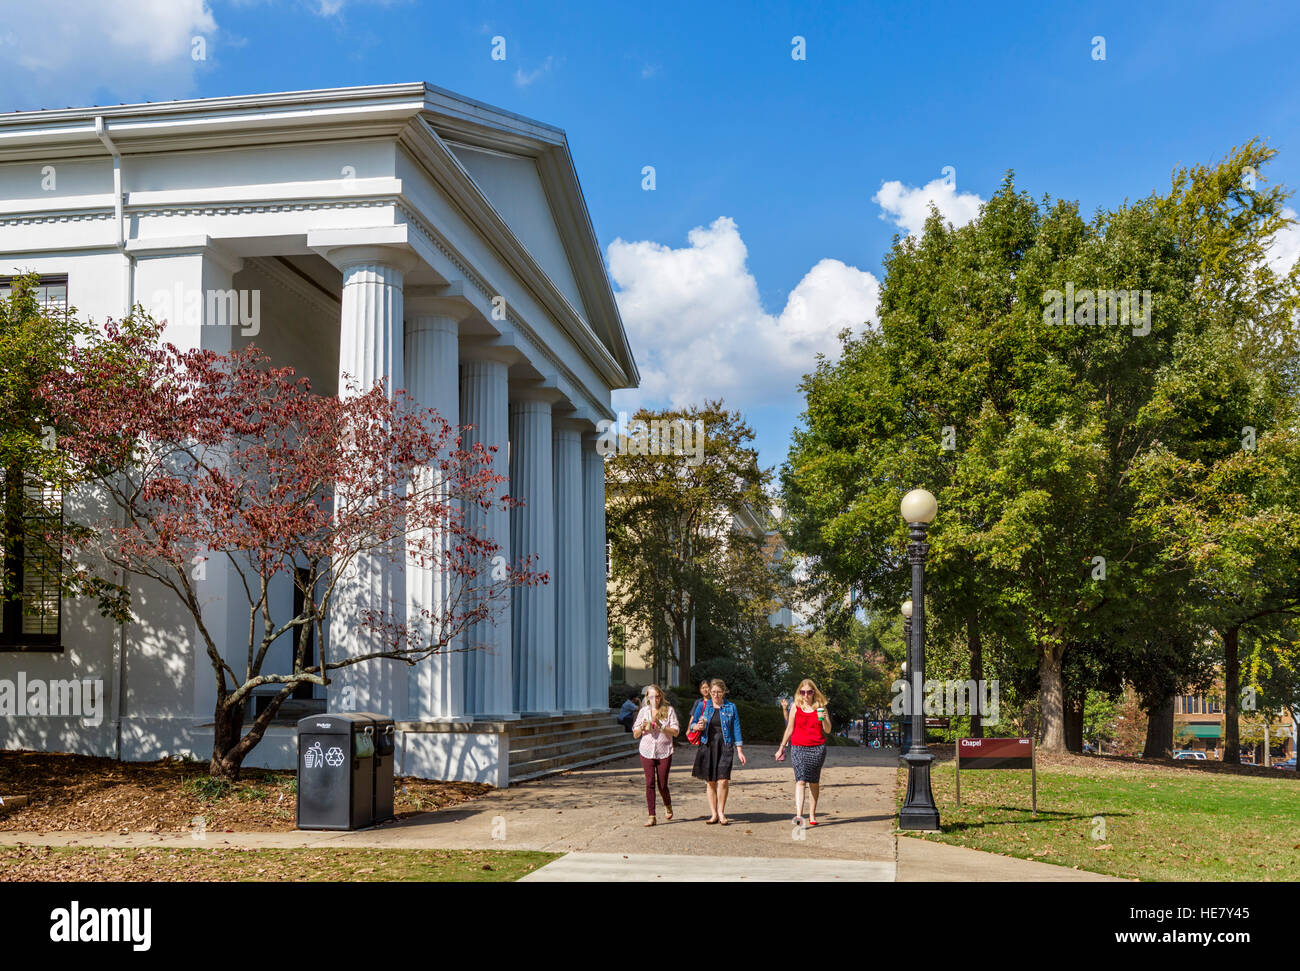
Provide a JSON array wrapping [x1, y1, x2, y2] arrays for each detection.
[[790, 743, 826, 783]]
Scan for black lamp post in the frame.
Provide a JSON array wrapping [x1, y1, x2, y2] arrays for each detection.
[[900, 600, 912, 752], [899, 488, 940, 831]]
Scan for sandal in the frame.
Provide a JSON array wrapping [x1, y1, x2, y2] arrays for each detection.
[[665, 806, 673, 820], [719, 817, 730, 826], [705, 816, 719, 824], [792, 815, 804, 826], [807, 818, 818, 826], [645, 816, 656, 827]]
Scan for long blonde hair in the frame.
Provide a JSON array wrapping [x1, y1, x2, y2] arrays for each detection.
[[644, 684, 671, 722], [795, 679, 827, 710]]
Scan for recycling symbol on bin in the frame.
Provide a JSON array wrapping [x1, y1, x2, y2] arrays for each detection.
[[324, 745, 345, 767]]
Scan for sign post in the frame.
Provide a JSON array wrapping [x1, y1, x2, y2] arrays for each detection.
[[956, 737, 1036, 815]]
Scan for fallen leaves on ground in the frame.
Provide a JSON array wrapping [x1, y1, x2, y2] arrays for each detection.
[[0, 844, 551, 882], [0, 750, 489, 833]]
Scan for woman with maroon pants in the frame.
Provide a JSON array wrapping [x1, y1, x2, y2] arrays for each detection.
[[633, 684, 679, 826]]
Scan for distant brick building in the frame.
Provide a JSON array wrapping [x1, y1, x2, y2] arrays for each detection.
[[1174, 688, 1294, 763]]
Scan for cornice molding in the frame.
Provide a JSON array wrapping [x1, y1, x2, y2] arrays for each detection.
[[0, 196, 390, 228], [132, 198, 393, 221], [0, 209, 113, 228], [0, 84, 429, 162]]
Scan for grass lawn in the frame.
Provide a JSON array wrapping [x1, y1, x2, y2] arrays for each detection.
[[0, 845, 558, 882], [898, 749, 1300, 881]]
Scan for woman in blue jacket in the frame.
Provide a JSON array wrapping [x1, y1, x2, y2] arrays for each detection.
[[689, 678, 746, 824]]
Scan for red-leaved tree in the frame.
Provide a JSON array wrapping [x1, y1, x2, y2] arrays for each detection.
[[45, 319, 542, 779]]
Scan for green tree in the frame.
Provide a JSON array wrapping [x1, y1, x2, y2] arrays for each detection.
[[1133, 142, 1300, 763], [0, 276, 132, 622], [785, 145, 1300, 755], [605, 402, 778, 676], [784, 174, 1213, 751]]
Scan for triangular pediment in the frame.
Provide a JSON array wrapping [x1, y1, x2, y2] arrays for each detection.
[[446, 141, 591, 322]]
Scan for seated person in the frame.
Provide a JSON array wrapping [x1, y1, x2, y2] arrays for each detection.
[[618, 691, 641, 731]]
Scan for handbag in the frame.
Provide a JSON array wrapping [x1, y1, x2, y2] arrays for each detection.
[[686, 701, 704, 745]]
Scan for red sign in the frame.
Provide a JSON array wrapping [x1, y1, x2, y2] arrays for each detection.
[[956, 737, 1037, 814], [958, 736, 1033, 769]]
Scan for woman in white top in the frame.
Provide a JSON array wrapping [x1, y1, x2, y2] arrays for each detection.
[[632, 684, 680, 826]]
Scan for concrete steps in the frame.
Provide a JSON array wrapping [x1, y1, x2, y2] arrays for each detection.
[[507, 710, 639, 784]]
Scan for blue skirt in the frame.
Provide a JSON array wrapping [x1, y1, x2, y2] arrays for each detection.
[[791, 743, 826, 783]]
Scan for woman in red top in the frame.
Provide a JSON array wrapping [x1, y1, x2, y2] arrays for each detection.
[[774, 679, 831, 826]]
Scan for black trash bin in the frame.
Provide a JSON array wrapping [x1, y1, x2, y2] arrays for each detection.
[[357, 712, 395, 824], [296, 712, 376, 831]]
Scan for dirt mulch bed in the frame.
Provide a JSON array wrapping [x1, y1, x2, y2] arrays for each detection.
[[0, 750, 490, 833], [923, 742, 1298, 779]]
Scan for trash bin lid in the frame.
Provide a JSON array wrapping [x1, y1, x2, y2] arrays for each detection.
[[297, 712, 375, 735], [351, 712, 395, 736]]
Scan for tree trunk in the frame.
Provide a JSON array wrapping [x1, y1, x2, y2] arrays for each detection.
[[1038, 643, 1067, 752], [1223, 625, 1240, 765], [1064, 681, 1084, 753], [1143, 695, 1174, 758], [967, 610, 984, 738], [210, 697, 248, 781]]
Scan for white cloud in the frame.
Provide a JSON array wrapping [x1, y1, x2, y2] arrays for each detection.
[[514, 56, 555, 88], [607, 217, 879, 411], [1268, 207, 1300, 278], [0, 0, 216, 109], [873, 176, 985, 237]]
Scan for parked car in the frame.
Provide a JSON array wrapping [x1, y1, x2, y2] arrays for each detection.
[[1273, 757, 1297, 770], [1173, 750, 1208, 760]]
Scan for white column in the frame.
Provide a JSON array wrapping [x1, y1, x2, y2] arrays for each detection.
[[552, 418, 586, 711], [510, 388, 561, 715], [582, 433, 610, 710], [404, 293, 470, 721], [460, 350, 516, 717], [327, 246, 415, 716]]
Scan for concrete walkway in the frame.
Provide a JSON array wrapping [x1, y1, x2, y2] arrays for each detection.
[[0, 746, 1121, 881], [520, 852, 895, 881]]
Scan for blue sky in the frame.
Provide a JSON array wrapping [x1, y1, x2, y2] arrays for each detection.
[[4, 0, 1300, 472]]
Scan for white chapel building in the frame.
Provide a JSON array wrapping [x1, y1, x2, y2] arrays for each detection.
[[0, 83, 639, 785]]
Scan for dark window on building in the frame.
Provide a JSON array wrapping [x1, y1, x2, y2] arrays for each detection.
[[1, 472, 63, 650], [1, 276, 69, 651], [0, 276, 68, 308]]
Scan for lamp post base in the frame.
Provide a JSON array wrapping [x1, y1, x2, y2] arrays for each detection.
[[898, 750, 941, 831]]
